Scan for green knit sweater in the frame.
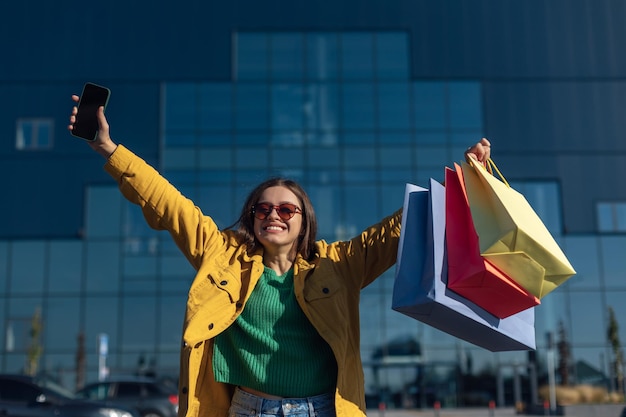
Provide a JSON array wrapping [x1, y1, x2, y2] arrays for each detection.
[[213, 267, 337, 397]]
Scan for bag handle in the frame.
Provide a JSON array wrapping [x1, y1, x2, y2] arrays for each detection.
[[468, 157, 511, 188]]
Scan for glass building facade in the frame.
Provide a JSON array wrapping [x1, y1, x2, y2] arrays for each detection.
[[1, 1, 626, 409]]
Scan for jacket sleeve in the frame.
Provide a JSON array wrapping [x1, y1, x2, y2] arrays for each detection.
[[323, 208, 403, 289], [103, 145, 226, 270]]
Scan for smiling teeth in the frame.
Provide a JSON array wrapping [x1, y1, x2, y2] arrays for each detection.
[[265, 226, 283, 231]]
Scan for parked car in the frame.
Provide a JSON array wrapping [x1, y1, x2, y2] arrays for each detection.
[[75, 377, 178, 417], [0, 373, 140, 417]]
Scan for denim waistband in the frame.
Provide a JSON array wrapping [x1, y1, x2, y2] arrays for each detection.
[[230, 387, 335, 416]]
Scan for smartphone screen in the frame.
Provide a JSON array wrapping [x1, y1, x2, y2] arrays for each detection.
[[71, 83, 111, 141]]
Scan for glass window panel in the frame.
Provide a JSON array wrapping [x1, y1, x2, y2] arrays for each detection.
[[305, 83, 339, 131], [340, 33, 374, 80], [197, 185, 235, 229], [562, 236, 600, 289], [571, 347, 610, 385], [163, 148, 196, 170], [378, 83, 411, 130], [160, 254, 195, 278], [414, 167, 445, 185], [379, 168, 412, 183], [568, 292, 605, 345], [415, 146, 449, 169], [5, 299, 43, 352], [164, 133, 195, 147], [449, 82, 483, 129], [341, 132, 375, 145], [271, 84, 304, 130], [123, 256, 157, 278], [44, 297, 80, 350], [198, 148, 232, 170], [236, 132, 269, 146], [597, 202, 626, 232], [49, 240, 82, 294], [161, 277, 193, 293], [597, 203, 613, 232], [310, 131, 338, 147], [381, 183, 406, 215], [10, 241, 45, 294], [380, 147, 411, 168], [123, 277, 158, 293], [342, 185, 380, 233], [306, 33, 339, 81], [0, 241, 8, 295], [271, 132, 306, 147], [415, 132, 446, 145], [375, 32, 409, 80], [270, 33, 304, 80], [379, 132, 411, 145], [306, 185, 340, 238], [164, 83, 197, 131], [85, 186, 122, 238], [198, 133, 232, 146], [235, 148, 269, 169], [343, 147, 376, 168], [121, 296, 157, 352], [307, 169, 341, 187], [235, 84, 269, 130], [84, 297, 118, 357], [341, 83, 375, 129], [520, 182, 562, 235], [160, 295, 187, 349], [86, 242, 120, 293], [16, 118, 54, 150], [199, 83, 232, 131], [605, 291, 626, 344], [270, 148, 304, 168], [343, 169, 377, 183], [307, 149, 340, 168], [198, 169, 232, 185], [235, 33, 268, 80], [599, 236, 626, 287], [414, 82, 446, 130]]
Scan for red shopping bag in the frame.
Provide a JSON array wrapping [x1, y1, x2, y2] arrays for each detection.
[[445, 163, 540, 318]]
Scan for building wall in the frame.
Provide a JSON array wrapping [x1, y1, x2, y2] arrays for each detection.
[[0, 0, 625, 404]]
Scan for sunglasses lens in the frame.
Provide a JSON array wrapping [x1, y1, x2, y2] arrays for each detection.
[[253, 203, 272, 220], [277, 204, 297, 220]]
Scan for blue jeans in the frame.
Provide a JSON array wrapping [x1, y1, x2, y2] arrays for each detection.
[[228, 387, 336, 417]]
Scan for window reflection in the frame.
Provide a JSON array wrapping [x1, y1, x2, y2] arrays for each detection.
[[10, 241, 45, 294]]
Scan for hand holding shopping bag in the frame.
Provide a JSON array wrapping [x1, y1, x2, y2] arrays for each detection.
[[461, 158, 576, 298], [392, 180, 535, 351]]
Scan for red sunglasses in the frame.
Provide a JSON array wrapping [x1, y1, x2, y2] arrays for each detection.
[[252, 203, 302, 221]]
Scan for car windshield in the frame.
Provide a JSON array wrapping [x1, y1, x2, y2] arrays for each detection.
[[35, 377, 76, 399]]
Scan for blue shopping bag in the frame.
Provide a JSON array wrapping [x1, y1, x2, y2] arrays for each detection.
[[392, 180, 536, 352]]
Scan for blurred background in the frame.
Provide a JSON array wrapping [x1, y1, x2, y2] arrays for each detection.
[[1, 0, 625, 410]]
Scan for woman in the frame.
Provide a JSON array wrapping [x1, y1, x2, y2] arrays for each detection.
[[68, 95, 490, 417]]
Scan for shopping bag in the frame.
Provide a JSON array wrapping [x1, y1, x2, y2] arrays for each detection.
[[461, 158, 576, 298], [392, 179, 536, 352], [445, 164, 540, 318]]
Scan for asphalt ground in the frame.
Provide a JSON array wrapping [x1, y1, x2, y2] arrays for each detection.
[[367, 407, 518, 417]]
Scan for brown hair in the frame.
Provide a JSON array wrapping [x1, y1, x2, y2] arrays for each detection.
[[227, 178, 318, 261]]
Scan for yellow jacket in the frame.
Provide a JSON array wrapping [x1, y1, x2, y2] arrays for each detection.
[[105, 145, 403, 417]]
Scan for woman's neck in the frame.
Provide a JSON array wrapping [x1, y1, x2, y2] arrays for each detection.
[[263, 250, 296, 276]]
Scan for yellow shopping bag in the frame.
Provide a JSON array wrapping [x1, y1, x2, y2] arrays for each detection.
[[460, 158, 576, 298]]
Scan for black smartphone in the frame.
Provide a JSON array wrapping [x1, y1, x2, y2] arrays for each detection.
[[71, 82, 111, 141]]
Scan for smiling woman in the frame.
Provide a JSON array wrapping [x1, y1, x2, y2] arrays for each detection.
[[67, 92, 490, 417]]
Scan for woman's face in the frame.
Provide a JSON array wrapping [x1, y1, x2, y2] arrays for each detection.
[[253, 186, 304, 255]]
